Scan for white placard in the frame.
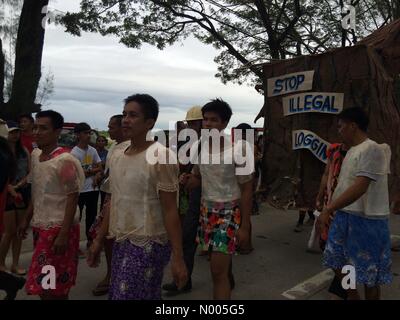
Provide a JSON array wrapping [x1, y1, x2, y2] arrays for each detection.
[[292, 130, 331, 164], [267, 71, 314, 97], [283, 92, 344, 116]]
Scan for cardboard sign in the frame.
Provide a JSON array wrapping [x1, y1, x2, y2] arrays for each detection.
[[283, 92, 344, 116], [292, 130, 331, 163], [267, 71, 314, 97]]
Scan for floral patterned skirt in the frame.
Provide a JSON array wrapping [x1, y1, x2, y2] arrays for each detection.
[[109, 239, 171, 300], [323, 210, 392, 287], [197, 199, 241, 255], [26, 224, 80, 296]]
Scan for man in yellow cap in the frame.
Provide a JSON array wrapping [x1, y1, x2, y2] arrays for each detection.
[[162, 106, 203, 295], [0, 119, 8, 139]]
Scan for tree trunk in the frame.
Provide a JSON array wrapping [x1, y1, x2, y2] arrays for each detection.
[[0, 0, 49, 120], [394, 1, 400, 20], [260, 45, 400, 209], [0, 39, 4, 105]]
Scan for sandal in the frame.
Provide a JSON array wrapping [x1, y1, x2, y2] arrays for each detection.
[[92, 281, 109, 296], [237, 247, 254, 255], [10, 267, 27, 276], [391, 245, 400, 252]]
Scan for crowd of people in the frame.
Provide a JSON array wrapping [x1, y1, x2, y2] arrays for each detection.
[[0, 96, 398, 300]]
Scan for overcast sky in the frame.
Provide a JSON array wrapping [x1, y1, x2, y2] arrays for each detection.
[[41, 0, 264, 131]]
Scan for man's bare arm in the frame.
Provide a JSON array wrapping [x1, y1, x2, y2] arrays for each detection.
[[53, 192, 79, 255], [159, 190, 187, 289]]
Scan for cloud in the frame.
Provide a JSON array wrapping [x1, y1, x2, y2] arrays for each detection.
[[42, 0, 264, 130]]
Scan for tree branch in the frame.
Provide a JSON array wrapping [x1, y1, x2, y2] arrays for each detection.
[[276, 0, 302, 43], [274, 0, 287, 32], [153, 1, 263, 79]]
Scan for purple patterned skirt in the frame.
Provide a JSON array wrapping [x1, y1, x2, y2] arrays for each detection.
[[109, 239, 171, 300]]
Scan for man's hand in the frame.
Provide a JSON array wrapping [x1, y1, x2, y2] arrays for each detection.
[[87, 239, 102, 268], [236, 226, 250, 250], [171, 255, 188, 290], [391, 199, 400, 215], [8, 185, 19, 198], [52, 232, 68, 255], [92, 171, 103, 188], [316, 207, 333, 234], [85, 168, 97, 178], [315, 194, 324, 212]]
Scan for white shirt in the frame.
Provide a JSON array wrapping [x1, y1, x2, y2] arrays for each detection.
[[100, 140, 131, 193], [70, 145, 102, 193], [193, 138, 254, 202], [108, 142, 179, 244], [332, 138, 391, 218], [30, 149, 85, 228]]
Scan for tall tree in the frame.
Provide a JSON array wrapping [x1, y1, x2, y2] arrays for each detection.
[[0, 0, 50, 120]]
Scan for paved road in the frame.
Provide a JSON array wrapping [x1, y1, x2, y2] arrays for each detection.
[[2, 203, 399, 300]]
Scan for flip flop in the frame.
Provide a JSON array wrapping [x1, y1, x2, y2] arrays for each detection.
[[92, 282, 109, 296], [11, 268, 27, 276], [237, 247, 254, 255]]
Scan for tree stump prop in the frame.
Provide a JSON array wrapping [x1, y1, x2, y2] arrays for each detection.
[[256, 19, 400, 209]]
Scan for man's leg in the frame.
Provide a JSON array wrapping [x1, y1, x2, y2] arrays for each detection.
[[294, 210, 306, 232], [0, 210, 17, 270], [100, 191, 106, 211], [104, 239, 113, 282], [93, 238, 113, 296], [78, 193, 85, 222], [163, 187, 201, 293], [182, 187, 201, 281], [364, 285, 381, 300], [210, 252, 232, 300], [11, 209, 26, 274]]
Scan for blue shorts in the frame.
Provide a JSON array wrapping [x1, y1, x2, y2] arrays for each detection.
[[322, 210, 392, 287]]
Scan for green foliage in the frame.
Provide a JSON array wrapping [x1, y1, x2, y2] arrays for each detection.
[[61, 0, 395, 85]]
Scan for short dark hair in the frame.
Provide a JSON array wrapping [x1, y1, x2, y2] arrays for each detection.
[[202, 98, 232, 123], [35, 110, 64, 130], [97, 135, 107, 142], [74, 122, 91, 134], [110, 114, 123, 126], [235, 123, 253, 140], [18, 113, 34, 123], [124, 94, 159, 122], [236, 123, 252, 130], [338, 107, 369, 132]]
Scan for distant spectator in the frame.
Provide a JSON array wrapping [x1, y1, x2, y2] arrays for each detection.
[[18, 114, 37, 153], [70, 123, 102, 250]]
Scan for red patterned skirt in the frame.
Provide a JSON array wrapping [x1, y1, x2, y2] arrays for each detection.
[[26, 224, 80, 296]]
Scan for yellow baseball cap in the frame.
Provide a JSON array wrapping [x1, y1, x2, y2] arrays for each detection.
[[0, 119, 8, 139], [185, 106, 203, 121]]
